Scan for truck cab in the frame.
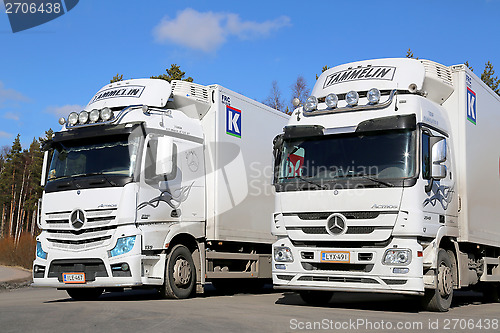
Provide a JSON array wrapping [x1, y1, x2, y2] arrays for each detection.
[[33, 78, 288, 300], [272, 58, 500, 311]]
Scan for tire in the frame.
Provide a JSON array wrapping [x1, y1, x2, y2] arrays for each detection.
[[299, 290, 334, 305], [160, 244, 196, 299], [66, 288, 104, 301], [421, 249, 454, 312]]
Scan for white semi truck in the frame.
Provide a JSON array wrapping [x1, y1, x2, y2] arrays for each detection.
[[33, 78, 288, 300], [271, 58, 500, 311]]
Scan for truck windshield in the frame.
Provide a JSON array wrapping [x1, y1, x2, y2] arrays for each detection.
[[47, 134, 141, 181], [278, 129, 416, 188]]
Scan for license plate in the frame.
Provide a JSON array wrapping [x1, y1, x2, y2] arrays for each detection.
[[62, 273, 86, 284], [321, 251, 350, 263]]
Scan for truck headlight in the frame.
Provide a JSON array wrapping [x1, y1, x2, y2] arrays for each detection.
[[325, 93, 338, 109], [36, 241, 47, 260], [68, 112, 79, 126], [100, 107, 113, 121], [367, 88, 381, 104], [382, 249, 411, 265], [303, 96, 318, 112], [274, 246, 294, 262], [345, 90, 359, 106], [109, 236, 136, 257]]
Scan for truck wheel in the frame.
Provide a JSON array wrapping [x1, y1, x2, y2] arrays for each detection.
[[421, 249, 454, 312], [299, 290, 334, 305], [160, 244, 196, 299], [66, 288, 103, 301]]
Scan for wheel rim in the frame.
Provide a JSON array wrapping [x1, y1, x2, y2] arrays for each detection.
[[173, 257, 192, 287], [438, 262, 453, 297]]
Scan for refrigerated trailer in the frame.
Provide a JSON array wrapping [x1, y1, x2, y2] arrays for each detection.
[[33, 78, 288, 300], [271, 58, 500, 311]]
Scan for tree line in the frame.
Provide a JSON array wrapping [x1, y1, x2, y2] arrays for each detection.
[[0, 130, 52, 242]]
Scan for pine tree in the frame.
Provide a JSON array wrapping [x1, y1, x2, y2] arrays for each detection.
[[316, 65, 330, 80], [0, 134, 45, 240], [39, 129, 54, 147], [0, 145, 10, 237], [0, 135, 24, 238], [110, 73, 124, 83], [151, 64, 194, 82], [481, 61, 500, 95], [24, 138, 43, 236], [464, 61, 473, 72]]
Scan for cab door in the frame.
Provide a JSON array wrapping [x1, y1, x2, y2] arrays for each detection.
[[136, 133, 205, 224], [421, 129, 457, 227]]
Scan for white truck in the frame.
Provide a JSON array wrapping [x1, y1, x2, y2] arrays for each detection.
[[271, 58, 500, 311], [33, 78, 288, 300]]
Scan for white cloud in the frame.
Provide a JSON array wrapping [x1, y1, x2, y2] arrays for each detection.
[[225, 14, 291, 39], [3, 112, 20, 121], [0, 81, 29, 104], [45, 104, 84, 117], [0, 131, 12, 139], [153, 8, 291, 52]]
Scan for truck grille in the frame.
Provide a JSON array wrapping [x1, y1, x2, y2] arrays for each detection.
[[292, 239, 392, 249], [302, 262, 374, 273], [292, 211, 381, 220], [298, 276, 378, 284], [44, 209, 117, 251], [300, 226, 376, 235], [284, 211, 397, 242]]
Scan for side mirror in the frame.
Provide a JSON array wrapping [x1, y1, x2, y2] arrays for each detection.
[[156, 136, 174, 176], [430, 137, 447, 179], [272, 134, 284, 184]]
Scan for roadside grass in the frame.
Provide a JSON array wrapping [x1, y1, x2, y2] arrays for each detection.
[[0, 234, 36, 269]]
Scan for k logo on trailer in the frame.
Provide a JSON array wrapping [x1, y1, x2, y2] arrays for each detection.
[[226, 106, 242, 138], [467, 87, 477, 125]]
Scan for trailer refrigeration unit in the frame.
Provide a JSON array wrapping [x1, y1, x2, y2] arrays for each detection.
[[271, 58, 500, 311], [33, 78, 288, 300]]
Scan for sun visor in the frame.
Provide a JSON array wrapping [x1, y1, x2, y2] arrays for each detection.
[[85, 79, 172, 110], [314, 58, 426, 96]]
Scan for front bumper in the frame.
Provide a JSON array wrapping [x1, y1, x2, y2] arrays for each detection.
[[33, 253, 143, 288], [272, 237, 424, 295], [33, 231, 165, 289]]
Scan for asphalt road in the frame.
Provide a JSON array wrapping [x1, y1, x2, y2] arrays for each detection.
[[0, 286, 499, 333], [0, 265, 31, 283]]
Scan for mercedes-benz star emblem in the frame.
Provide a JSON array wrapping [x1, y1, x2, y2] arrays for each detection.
[[326, 213, 347, 235], [70, 209, 85, 229]]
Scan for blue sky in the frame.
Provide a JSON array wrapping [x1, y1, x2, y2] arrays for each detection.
[[0, 0, 499, 149]]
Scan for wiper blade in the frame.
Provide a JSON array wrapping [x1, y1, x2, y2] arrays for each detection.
[[71, 172, 118, 186], [358, 175, 394, 187], [293, 175, 328, 190], [72, 172, 104, 178]]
